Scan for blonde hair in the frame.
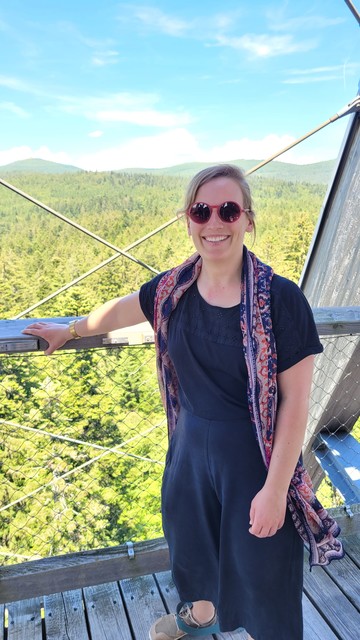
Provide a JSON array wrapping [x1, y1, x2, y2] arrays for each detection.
[[179, 163, 256, 235]]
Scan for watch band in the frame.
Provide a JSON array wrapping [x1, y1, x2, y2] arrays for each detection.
[[68, 320, 81, 339]]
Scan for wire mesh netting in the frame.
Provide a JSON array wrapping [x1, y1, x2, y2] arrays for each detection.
[[0, 331, 359, 565]]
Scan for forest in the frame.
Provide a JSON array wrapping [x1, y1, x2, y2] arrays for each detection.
[[0, 168, 349, 564]]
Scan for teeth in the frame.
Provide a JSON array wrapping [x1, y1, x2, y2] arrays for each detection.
[[204, 236, 228, 242]]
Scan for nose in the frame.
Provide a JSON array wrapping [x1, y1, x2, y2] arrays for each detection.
[[207, 205, 223, 226]]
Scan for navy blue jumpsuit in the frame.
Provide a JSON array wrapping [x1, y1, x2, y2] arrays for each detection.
[[140, 272, 323, 640]]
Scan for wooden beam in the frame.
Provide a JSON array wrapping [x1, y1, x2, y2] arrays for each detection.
[[0, 308, 359, 354], [0, 538, 169, 605], [1, 507, 358, 605]]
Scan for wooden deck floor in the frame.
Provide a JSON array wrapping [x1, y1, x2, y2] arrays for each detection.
[[2, 534, 359, 640]]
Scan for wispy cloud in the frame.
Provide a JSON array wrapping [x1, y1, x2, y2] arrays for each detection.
[[88, 130, 104, 138], [267, 14, 345, 32], [283, 63, 360, 84], [0, 75, 33, 91], [0, 101, 30, 117], [283, 75, 343, 85], [57, 21, 114, 49], [57, 92, 192, 127], [91, 50, 120, 67], [0, 76, 192, 128], [57, 21, 120, 67], [215, 34, 316, 58], [124, 6, 191, 36], [119, 5, 243, 39]]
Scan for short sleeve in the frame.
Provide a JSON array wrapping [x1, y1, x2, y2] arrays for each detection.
[[139, 271, 169, 327], [270, 275, 323, 373]]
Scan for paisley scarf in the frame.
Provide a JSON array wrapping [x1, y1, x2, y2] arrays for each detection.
[[153, 247, 344, 567]]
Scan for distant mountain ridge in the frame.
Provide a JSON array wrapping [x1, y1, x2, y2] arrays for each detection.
[[0, 157, 336, 184], [0, 158, 84, 174]]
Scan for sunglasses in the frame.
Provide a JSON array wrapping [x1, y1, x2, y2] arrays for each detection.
[[187, 201, 250, 224]]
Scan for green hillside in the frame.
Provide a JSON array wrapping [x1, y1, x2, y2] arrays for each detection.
[[0, 157, 336, 184], [0, 158, 83, 174], [121, 158, 336, 184]]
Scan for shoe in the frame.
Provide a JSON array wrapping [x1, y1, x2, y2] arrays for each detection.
[[149, 602, 219, 639]]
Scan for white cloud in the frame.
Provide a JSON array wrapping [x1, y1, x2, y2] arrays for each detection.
[[283, 75, 343, 85], [56, 92, 192, 127], [91, 50, 120, 67], [0, 124, 346, 172], [94, 109, 192, 127], [76, 128, 201, 170], [287, 64, 359, 75], [215, 33, 316, 58], [207, 134, 296, 162], [88, 130, 104, 138], [0, 145, 72, 167], [0, 74, 32, 91], [283, 63, 360, 84], [0, 101, 30, 117], [74, 129, 343, 170], [129, 6, 190, 36], [268, 14, 345, 32]]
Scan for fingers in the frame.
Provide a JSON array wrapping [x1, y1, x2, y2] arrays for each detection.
[[249, 517, 285, 538], [22, 322, 48, 335], [249, 524, 278, 538]]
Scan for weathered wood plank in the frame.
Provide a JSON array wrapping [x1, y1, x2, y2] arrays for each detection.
[[303, 561, 360, 639], [0, 538, 170, 604], [342, 534, 360, 566], [43, 590, 89, 640], [83, 582, 131, 640], [299, 110, 360, 309], [120, 573, 167, 639], [302, 594, 338, 640], [154, 571, 215, 640], [215, 630, 248, 639], [153, 571, 178, 613], [0, 309, 359, 354], [7, 597, 43, 640], [0, 318, 153, 352], [323, 552, 360, 610]]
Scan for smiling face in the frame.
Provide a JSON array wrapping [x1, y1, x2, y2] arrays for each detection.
[[187, 176, 253, 268]]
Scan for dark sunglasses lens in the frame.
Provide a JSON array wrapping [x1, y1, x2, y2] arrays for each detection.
[[189, 203, 211, 222], [220, 201, 241, 222]]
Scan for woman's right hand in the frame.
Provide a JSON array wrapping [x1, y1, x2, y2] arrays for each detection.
[[22, 322, 73, 356]]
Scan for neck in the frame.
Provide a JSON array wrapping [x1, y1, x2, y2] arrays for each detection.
[[198, 255, 243, 287], [197, 256, 243, 307]]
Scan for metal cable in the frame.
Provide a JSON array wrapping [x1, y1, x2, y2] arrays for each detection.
[[0, 177, 159, 276], [0, 422, 165, 513], [6, 95, 360, 318], [246, 96, 360, 175], [0, 417, 164, 457], [13, 215, 180, 319], [344, 0, 360, 25]]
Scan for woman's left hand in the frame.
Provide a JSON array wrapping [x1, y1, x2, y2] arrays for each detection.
[[249, 486, 287, 538]]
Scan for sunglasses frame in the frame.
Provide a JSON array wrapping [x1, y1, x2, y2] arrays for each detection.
[[187, 201, 251, 224]]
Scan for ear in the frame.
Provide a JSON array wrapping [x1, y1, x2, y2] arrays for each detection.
[[245, 218, 253, 233]]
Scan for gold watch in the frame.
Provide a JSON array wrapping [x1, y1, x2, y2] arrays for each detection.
[[68, 320, 81, 339]]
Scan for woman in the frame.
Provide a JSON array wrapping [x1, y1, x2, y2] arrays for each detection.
[[23, 164, 343, 640]]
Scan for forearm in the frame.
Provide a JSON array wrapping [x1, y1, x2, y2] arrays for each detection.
[[264, 397, 309, 496], [72, 292, 144, 338]]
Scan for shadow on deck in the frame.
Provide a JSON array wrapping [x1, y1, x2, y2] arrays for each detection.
[[1, 518, 359, 640]]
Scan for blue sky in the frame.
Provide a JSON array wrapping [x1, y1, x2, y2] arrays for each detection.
[[0, 1, 359, 170]]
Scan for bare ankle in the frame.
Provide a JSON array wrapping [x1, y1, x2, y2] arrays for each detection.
[[191, 600, 215, 624]]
